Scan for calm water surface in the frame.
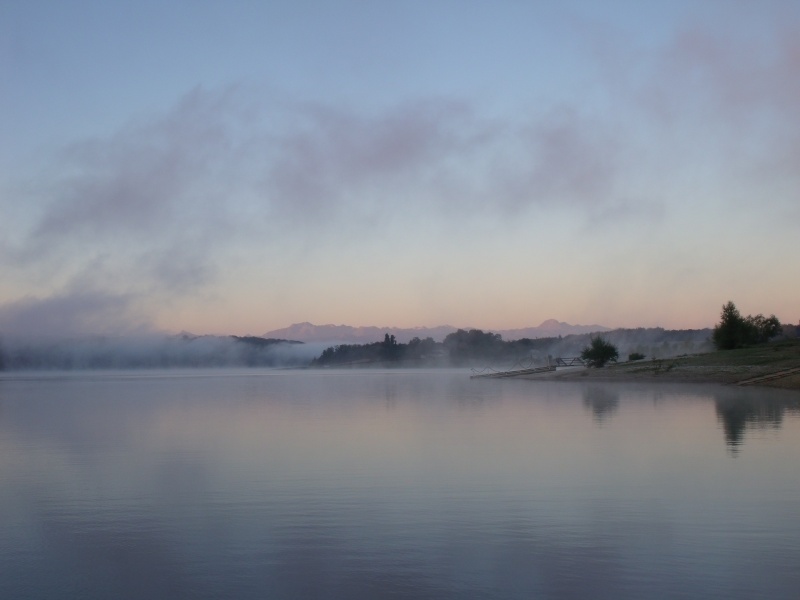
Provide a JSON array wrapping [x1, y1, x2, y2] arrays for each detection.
[[1, 369, 799, 599]]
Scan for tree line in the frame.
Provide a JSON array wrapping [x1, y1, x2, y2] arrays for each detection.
[[311, 329, 562, 367], [310, 326, 715, 367], [313, 302, 794, 368]]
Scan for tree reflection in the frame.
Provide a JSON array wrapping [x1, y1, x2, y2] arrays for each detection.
[[714, 393, 800, 453], [583, 386, 620, 423]]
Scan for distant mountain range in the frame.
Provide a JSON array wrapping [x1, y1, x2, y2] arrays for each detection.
[[263, 320, 610, 344], [494, 319, 611, 340]]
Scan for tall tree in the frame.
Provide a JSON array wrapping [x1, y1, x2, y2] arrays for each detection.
[[712, 301, 782, 349], [713, 301, 747, 350]]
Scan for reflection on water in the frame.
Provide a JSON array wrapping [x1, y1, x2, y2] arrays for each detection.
[[582, 386, 620, 423], [715, 391, 800, 452], [1, 370, 799, 599]]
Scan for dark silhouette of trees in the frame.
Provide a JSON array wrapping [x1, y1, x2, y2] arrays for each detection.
[[312, 333, 410, 366], [712, 301, 782, 350], [381, 333, 401, 361], [311, 324, 719, 368], [314, 329, 520, 366], [443, 329, 504, 362], [406, 336, 438, 360], [580, 336, 619, 367], [713, 301, 748, 349], [313, 342, 381, 366], [747, 313, 782, 343]]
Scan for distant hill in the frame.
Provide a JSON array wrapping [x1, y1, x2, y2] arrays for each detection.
[[497, 319, 610, 339], [264, 320, 610, 344]]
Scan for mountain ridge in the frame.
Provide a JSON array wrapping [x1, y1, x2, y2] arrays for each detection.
[[263, 320, 610, 344]]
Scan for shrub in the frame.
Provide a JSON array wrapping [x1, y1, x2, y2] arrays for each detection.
[[580, 337, 619, 368], [628, 352, 646, 361]]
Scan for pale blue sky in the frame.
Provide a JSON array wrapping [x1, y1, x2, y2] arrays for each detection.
[[2, 1, 798, 337]]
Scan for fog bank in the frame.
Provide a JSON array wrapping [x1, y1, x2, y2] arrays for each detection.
[[0, 334, 319, 371]]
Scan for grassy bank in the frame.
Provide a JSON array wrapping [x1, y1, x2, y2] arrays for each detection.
[[543, 339, 800, 390]]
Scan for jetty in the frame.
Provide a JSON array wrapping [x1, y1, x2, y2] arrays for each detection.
[[470, 365, 556, 379], [470, 356, 586, 379]]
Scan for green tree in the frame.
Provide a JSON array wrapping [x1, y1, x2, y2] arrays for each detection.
[[580, 336, 619, 368], [713, 301, 748, 349], [745, 314, 782, 343], [712, 302, 782, 349]]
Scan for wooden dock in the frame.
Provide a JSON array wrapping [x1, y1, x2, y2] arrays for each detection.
[[470, 365, 556, 379]]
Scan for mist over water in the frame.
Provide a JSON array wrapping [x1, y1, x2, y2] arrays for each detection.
[[0, 325, 714, 372], [0, 334, 323, 370], [1, 370, 798, 599]]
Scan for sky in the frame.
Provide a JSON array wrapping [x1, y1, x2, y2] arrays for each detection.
[[1, 0, 799, 338]]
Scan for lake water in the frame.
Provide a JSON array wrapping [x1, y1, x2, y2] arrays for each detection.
[[1, 369, 799, 599]]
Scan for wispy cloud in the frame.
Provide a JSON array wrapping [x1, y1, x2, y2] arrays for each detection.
[[5, 88, 633, 311], [3, 13, 799, 337], [642, 25, 800, 202]]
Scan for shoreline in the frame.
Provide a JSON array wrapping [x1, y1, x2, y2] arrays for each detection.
[[516, 349, 800, 391]]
